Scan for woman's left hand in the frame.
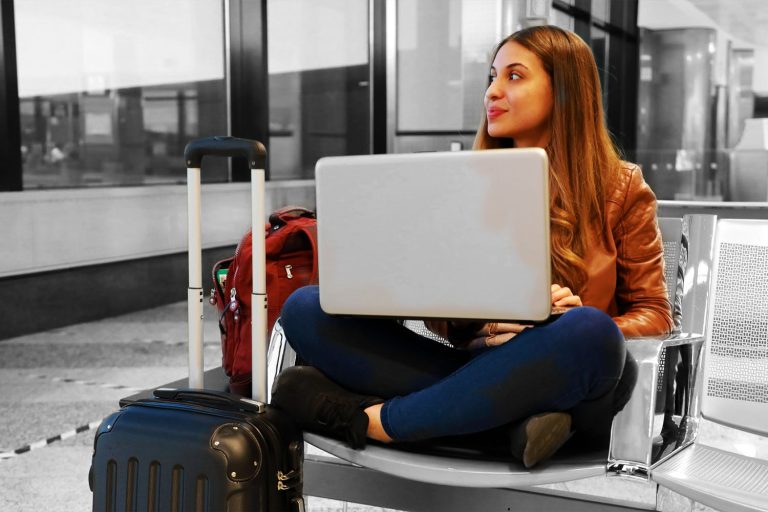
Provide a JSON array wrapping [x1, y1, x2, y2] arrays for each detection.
[[469, 322, 533, 347], [551, 284, 583, 308]]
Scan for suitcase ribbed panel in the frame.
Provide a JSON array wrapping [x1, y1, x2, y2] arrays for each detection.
[[170, 465, 184, 512], [147, 461, 160, 512], [105, 460, 117, 512], [126, 458, 138, 512], [195, 475, 209, 512], [92, 402, 303, 512], [653, 444, 768, 512]]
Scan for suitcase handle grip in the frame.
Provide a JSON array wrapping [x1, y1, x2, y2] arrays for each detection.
[[184, 136, 267, 169], [153, 388, 265, 414]]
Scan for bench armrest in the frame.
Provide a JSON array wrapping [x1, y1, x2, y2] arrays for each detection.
[[607, 332, 705, 478]]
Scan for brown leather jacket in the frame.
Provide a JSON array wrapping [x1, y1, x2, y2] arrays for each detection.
[[427, 164, 673, 343]]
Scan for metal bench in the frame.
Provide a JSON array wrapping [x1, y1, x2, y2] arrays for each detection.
[[607, 214, 717, 479], [650, 218, 768, 512], [266, 214, 718, 509]]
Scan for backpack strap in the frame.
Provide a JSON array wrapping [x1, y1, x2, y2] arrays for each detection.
[[297, 221, 319, 284], [269, 206, 316, 228]]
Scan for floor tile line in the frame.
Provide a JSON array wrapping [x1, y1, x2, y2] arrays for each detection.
[[25, 373, 143, 394], [0, 419, 106, 461]]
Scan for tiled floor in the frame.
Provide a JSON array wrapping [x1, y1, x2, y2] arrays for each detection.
[[1, 302, 764, 511], [0, 302, 398, 512]]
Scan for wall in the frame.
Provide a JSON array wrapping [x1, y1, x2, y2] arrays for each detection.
[[0, 182, 316, 339], [0, 182, 315, 278]]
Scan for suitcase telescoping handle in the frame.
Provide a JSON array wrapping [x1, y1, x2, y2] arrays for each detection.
[[185, 136, 266, 169], [154, 388, 265, 414], [183, 136, 269, 402]]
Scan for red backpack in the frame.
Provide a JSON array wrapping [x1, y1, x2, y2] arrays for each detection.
[[210, 206, 318, 396]]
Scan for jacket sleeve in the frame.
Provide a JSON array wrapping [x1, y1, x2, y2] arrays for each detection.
[[612, 168, 674, 338]]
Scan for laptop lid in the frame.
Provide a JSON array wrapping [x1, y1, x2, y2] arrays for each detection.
[[315, 148, 552, 322]]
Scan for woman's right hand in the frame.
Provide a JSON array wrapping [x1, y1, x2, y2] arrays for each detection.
[[551, 283, 582, 308]]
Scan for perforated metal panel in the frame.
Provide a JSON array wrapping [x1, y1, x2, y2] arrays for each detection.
[[663, 239, 680, 306], [704, 237, 768, 434], [657, 237, 683, 394], [656, 349, 668, 394], [402, 320, 451, 346]]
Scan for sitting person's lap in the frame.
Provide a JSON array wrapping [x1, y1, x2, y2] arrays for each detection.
[[280, 285, 626, 442]]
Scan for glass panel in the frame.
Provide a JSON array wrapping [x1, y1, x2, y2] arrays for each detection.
[[637, 147, 768, 201], [590, 25, 609, 108], [591, 0, 610, 23], [637, 28, 721, 200], [15, 0, 227, 189], [267, 0, 370, 180], [641, 122, 768, 201], [396, 0, 497, 135], [550, 8, 575, 31]]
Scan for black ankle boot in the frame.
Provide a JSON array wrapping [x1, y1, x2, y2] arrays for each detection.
[[271, 366, 383, 449], [509, 412, 573, 469]]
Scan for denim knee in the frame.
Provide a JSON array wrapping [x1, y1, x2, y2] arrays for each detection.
[[279, 285, 321, 348], [558, 307, 625, 369], [280, 286, 319, 323], [561, 306, 624, 347]]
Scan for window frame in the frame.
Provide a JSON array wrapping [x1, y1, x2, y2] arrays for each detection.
[[0, 0, 22, 192]]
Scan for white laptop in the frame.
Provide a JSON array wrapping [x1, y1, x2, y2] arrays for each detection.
[[314, 148, 554, 322]]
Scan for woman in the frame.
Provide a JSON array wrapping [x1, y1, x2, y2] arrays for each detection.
[[271, 25, 672, 468]]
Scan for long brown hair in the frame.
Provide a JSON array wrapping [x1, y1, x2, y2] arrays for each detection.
[[474, 25, 621, 293]]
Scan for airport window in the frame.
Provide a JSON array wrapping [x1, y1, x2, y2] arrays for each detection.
[[396, 0, 496, 134], [550, 8, 576, 31], [393, 0, 585, 153], [267, 0, 370, 180], [14, 0, 228, 189], [590, 0, 610, 23], [590, 25, 610, 106], [394, 0, 497, 152], [397, 0, 499, 135]]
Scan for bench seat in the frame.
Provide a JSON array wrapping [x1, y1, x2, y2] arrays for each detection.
[[303, 432, 607, 488], [652, 443, 768, 512]]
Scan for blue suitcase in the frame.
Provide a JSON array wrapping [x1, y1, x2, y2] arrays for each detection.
[[89, 137, 305, 511], [90, 389, 303, 511]]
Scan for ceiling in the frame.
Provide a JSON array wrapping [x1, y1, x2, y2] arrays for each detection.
[[683, 0, 768, 48]]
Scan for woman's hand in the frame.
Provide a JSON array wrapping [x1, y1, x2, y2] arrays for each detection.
[[475, 285, 582, 348], [551, 283, 582, 308], [460, 285, 583, 349], [471, 321, 533, 347]]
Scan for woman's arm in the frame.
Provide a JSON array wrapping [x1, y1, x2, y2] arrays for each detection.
[[612, 168, 674, 338]]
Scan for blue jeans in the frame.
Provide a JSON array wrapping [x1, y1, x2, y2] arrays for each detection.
[[280, 286, 627, 443]]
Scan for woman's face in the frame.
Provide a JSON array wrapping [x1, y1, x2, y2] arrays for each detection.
[[485, 40, 554, 148]]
